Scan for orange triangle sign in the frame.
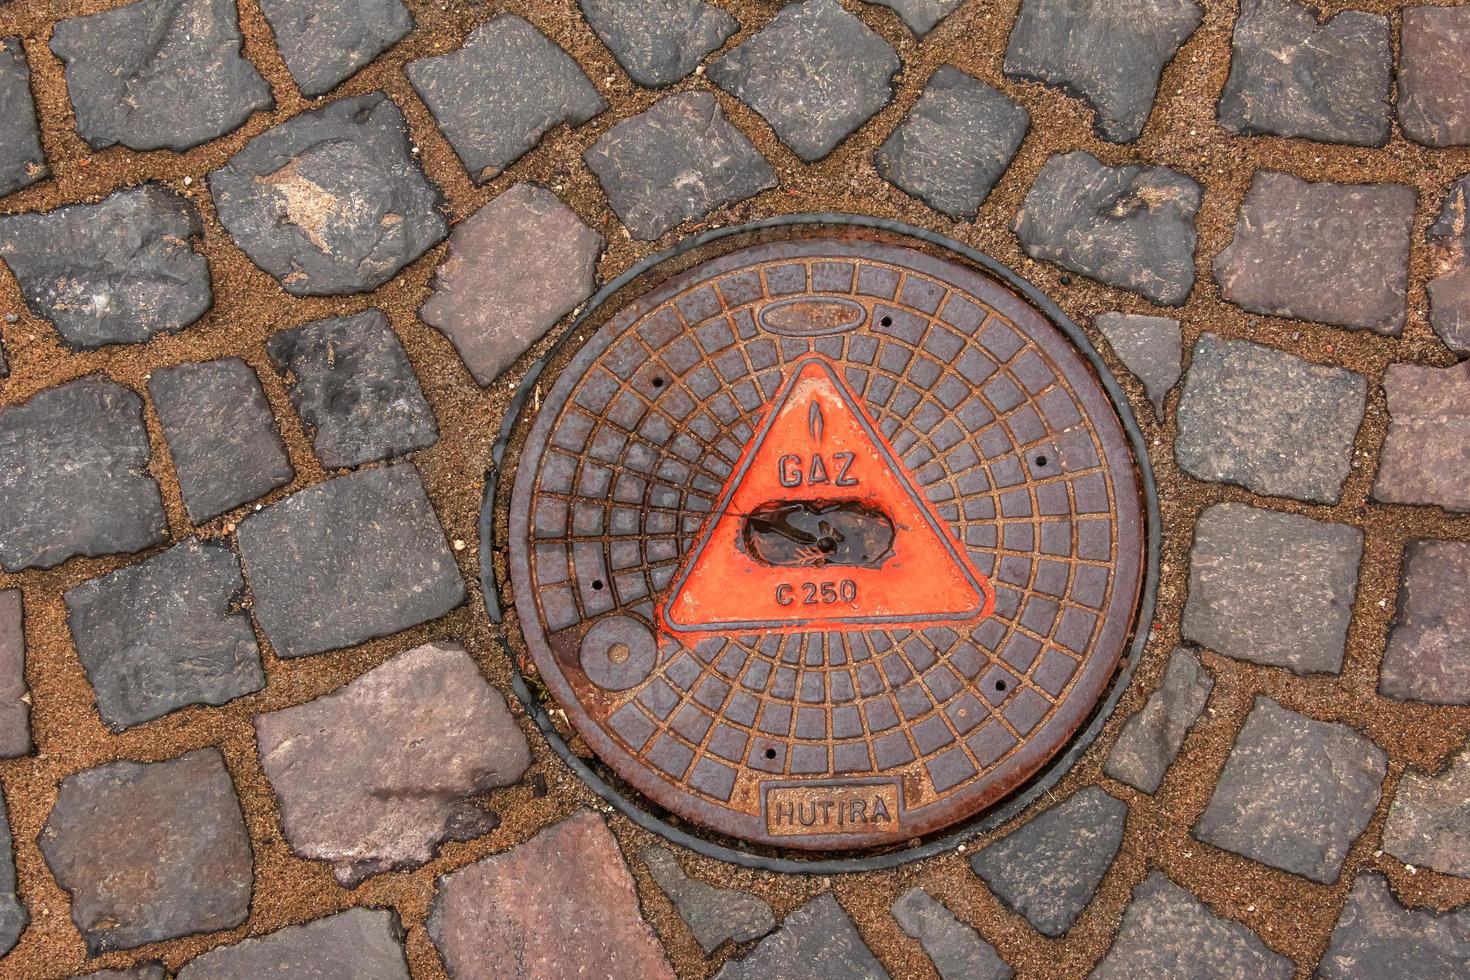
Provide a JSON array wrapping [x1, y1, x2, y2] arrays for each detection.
[[660, 356, 995, 636]]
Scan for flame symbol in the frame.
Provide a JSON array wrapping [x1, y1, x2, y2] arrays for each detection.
[[808, 401, 824, 443]]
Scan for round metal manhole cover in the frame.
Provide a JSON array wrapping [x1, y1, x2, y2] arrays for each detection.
[[502, 226, 1147, 854]]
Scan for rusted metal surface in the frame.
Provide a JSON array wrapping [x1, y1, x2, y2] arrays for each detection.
[[506, 234, 1146, 851]]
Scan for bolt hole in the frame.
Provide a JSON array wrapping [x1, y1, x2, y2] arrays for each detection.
[[1035, 454, 1048, 467], [764, 747, 777, 760], [995, 679, 1008, 692], [651, 377, 665, 389], [592, 579, 604, 590], [879, 315, 893, 328]]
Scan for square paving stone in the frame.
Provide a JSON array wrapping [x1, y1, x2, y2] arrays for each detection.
[[1217, 0, 1391, 147], [875, 65, 1029, 220], [1383, 738, 1470, 879], [258, 0, 412, 98], [1003, 0, 1202, 143], [580, 0, 737, 88], [0, 789, 24, 956], [149, 358, 294, 524], [39, 748, 253, 954], [969, 785, 1127, 937], [718, 891, 889, 980], [419, 183, 603, 384], [1093, 312, 1181, 416], [1013, 151, 1200, 306], [1399, 6, 1470, 148], [1194, 696, 1385, 884], [866, 0, 963, 37], [583, 91, 776, 241], [236, 464, 464, 657], [0, 184, 212, 350], [708, 0, 900, 162], [1372, 363, 1470, 512], [255, 641, 530, 886], [407, 15, 606, 183], [266, 309, 438, 468], [428, 809, 676, 979], [177, 908, 408, 978], [0, 377, 166, 572], [0, 590, 30, 758], [49, 0, 271, 152], [1380, 540, 1470, 704], [1428, 175, 1470, 357], [0, 38, 47, 196], [642, 846, 774, 954], [1182, 503, 1362, 675], [1104, 648, 1212, 795], [1174, 334, 1367, 504], [209, 92, 447, 297], [1213, 171, 1415, 333], [892, 887, 1011, 980], [1091, 871, 1292, 979], [1317, 873, 1470, 978], [64, 539, 264, 732]]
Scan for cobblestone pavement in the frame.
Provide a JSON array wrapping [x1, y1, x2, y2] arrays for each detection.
[[0, 0, 1466, 977]]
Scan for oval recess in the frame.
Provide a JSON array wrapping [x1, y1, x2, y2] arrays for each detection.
[[757, 295, 867, 336]]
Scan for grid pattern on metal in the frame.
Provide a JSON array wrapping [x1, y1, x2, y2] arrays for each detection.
[[507, 236, 1145, 849]]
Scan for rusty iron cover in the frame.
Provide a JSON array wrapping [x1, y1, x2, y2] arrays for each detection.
[[506, 233, 1145, 851]]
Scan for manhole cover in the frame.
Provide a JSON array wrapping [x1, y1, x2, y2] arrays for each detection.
[[502, 226, 1147, 854]]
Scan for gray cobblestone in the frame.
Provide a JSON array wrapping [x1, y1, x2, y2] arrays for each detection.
[[1104, 648, 1212, 795], [893, 887, 1011, 980], [266, 309, 438, 469], [1379, 540, 1470, 705], [970, 786, 1126, 937], [580, 0, 736, 87], [1399, 6, 1470, 148], [50, 0, 271, 152], [1218, 0, 1391, 147], [708, 0, 899, 162], [876, 65, 1029, 220], [1174, 334, 1366, 504], [1015, 151, 1200, 306], [210, 93, 447, 297], [584, 92, 775, 241], [0, 38, 46, 197], [0, 377, 166, 572], [64, 539, 264, 732], [1094, 313, 1181, 416], [1091, 871, 1291, 979], [1318, 873, 1470, 978], [407, 15, 605, 183], [718, 892, 888, 980], [1183, 503, 1362, 676], [236, 464, 464, 657], [0, 185, 211, 350], [0, 591, 29, 758], [1383, 738, 1470, 878], [1373, 363, 1470, 513], [149, 358, 294, 523], [1003, 0, 1202, 143], [1194, 697, 1385, 884], [258, 0, 412, 98]]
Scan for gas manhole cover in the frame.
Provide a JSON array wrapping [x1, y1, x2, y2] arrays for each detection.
[[498, 222, 1149, 857]]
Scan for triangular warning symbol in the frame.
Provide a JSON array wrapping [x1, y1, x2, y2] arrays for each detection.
[[660, 356, 995, 636]]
